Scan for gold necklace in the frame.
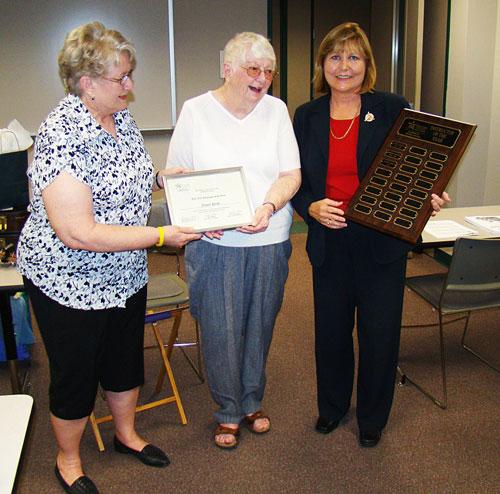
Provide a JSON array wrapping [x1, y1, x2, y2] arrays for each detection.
[[330, 116, 357, 140], [329, 101, 361, 140]]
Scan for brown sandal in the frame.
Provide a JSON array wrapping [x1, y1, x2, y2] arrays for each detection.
[[246, 410, 271, 434], [214, 424, 240, 449]]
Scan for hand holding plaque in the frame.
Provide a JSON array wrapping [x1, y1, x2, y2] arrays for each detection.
[[344, 109, 476, 243], [162, 167, 255, 233]]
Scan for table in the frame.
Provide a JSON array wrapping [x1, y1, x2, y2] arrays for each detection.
[[0, 394, 33, 494], [0, 266, 25, 393], [422, 205, 500, 247]]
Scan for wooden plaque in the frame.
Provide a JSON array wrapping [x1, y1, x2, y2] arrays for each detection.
[[344, 109, 476, 243]]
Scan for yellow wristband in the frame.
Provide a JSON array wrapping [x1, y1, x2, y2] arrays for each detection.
[[155, 227, 164, 247]]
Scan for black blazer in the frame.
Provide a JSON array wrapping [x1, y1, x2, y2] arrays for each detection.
[[292, 90, 414, 267]]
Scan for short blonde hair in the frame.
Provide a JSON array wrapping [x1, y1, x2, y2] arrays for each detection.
[[313, 22, 376, 95], [223, 32, 276, 74], [58, 21, 136, 96]]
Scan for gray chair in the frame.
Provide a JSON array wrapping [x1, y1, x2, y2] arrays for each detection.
[[400, 237, 500, 409], [146, 201, 204, 383]]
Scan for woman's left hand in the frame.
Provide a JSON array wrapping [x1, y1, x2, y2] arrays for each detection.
[[204, 229, 224, 240], [430, 191, 451, 216], [164, 166, 191, 176], [154, 167, 192, 191], [237, 204, 273, 234]]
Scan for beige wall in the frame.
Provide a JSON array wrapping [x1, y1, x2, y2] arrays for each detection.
[[22, 1, 500, 208], [172, 0, 267, 122], [287, 0, 312, 117], [370, 0, 396, 93], [24, 0, 267, 201], [284, 0, 500, 207], [403, 0, 424, 109], [145, 0, 267, 201], [420, 0, 448, 115], [286, 0, 395, 117], [486, 0, 500, 204], [446, 0, 500, 206]]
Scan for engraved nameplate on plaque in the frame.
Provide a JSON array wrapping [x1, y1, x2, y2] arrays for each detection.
[[344, 109, 477, 243]]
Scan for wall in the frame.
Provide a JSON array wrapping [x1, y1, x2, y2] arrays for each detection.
[[0, 0, 173, 133], [446, 0, 500, 206], [287, 0, 312, 117], [10, 1, 500, 207], [370, 0, 396, 93], [486, 0, 500, 204], [420, 0, 448, 115], [172, 0, 267, 121], [285, 0, 395, 118], [284, 0, 500, 207], [403, 0, 424, 109], [147, 0, 267, 189], [12, 0, 267, 189]]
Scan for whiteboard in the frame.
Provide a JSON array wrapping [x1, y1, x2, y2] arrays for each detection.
[[0, 0, 173, 134]]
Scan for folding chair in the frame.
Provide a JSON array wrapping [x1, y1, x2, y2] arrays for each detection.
[[145, 201, 203, 383], [399, 237, 500, 409], [89, 306, 187, 451], [89, 202, 203, 451]]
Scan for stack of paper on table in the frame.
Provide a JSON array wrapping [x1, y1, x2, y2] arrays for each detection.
[[464, 215, 500, 235], [423, 220, 478, 239]]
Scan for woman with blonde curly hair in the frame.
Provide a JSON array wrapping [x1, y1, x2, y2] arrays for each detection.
[[17, 22, 200, 493]]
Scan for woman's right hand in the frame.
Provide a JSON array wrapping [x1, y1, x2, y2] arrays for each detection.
[[161, 226, 202, 248], [308, 198, 347, 229]]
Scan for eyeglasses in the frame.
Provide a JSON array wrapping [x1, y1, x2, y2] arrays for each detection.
[[240, 65, 278, 81], [102, 71, 133, 86]]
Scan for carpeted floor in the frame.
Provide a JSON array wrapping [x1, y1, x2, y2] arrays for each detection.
[[2, 232, 500, 494]]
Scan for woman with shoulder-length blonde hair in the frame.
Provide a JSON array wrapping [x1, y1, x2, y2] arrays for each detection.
[[292, 22, 449, 448], [17, 21, 201, 494], [312, 21, 377, 95]]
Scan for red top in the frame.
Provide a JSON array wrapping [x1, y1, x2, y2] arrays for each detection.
[[326, 116, 360, 211]]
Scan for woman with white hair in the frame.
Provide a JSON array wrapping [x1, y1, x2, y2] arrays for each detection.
[[165, 32, 301, 449]]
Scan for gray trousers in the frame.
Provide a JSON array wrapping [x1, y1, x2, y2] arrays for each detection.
[[185, 239, 292, 424]]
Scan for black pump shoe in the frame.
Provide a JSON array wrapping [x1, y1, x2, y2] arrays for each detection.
[[113, 435, 170, 467], [359, 430, 382, 447], [54, 464, 99, 494], [315, 416, 340, 434]]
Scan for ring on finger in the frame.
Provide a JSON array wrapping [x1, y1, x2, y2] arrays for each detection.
[[327, 220, 331, 226]]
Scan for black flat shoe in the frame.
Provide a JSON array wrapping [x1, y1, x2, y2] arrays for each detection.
[[315, 416, 340, 434], [113, 435, 170, 467], [55, 464, 99, 494], [359, 430, 382, 447]]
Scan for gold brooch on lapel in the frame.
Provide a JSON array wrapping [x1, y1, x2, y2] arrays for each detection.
[[364, 112, 375, 122]]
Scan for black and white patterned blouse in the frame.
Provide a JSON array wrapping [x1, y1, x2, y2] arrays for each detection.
[[17, 94, 154, 309]]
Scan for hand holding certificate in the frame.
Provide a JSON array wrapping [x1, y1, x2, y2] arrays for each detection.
[[162, 167, 255, 233]]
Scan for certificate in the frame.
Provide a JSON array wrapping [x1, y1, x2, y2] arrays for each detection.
[[162, 167, 254, 232]]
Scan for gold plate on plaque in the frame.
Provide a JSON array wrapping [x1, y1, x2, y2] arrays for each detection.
[[344, 109, 476, 243]]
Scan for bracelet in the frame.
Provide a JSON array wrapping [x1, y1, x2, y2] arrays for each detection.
[[155, 170, 163, 189], [155, 227, 164, 247], [262, 201, 276, 214]]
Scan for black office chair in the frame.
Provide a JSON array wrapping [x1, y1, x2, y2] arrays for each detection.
[[400, 237, 500, 409]]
